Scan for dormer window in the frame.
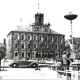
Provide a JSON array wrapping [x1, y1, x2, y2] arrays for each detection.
[[34, 27, 38, 31]]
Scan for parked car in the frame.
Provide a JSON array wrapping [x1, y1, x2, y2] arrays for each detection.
[[4, 60, 38, 68]]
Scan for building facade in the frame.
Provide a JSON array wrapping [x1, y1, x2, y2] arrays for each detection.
[[7, 13, 65, 61]]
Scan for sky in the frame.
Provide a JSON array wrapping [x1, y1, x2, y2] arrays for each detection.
[[0, 0, 80, 43]]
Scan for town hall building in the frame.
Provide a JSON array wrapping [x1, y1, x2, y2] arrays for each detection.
[[7, 12, 65, 61]]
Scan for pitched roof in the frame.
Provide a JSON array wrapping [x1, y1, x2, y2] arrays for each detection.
[[50, 29, 64, 35], [13, 26, 31, 32], [7, 25, 64, 36]]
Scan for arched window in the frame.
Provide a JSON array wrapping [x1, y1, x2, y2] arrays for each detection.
[[15, 34, 18, 39], [22, 52, 24, 57], [28, 43, 30, 49], [34, 35, 37, 41], [15, 43, 18, 48], [54, 36, 57, 42], [34, 44, 36, 48], [21, 34, 24, 40], [39, 43, 42, 48], [39, 36, 41, 41], [50, 36, 52, 41], [15, 52, 18, 56], [28, 35, 30, 40], [22, 43, 24, 49], [44, 36, 47, 41]]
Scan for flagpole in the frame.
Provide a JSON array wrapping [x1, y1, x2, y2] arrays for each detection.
[[20, 17, 22, 26]]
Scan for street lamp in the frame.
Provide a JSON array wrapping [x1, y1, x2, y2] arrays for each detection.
[[64, 12, 78, 59]]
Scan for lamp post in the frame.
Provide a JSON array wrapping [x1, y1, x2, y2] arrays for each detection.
[[64, 12, 78, 59]]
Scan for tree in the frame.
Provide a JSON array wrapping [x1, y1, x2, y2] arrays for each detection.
[[65, 43, 70, 50]]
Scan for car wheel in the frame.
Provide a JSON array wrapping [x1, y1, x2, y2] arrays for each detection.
[[13, 63, 18, 68], [32, 63, 38, 68]]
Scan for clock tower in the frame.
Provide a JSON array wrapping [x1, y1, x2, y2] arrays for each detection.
[[35, 13, 44, 25]]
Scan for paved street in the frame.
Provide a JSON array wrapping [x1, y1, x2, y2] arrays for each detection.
[[0, 67, 57, 79]]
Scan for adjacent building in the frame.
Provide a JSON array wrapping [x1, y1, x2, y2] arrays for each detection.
[[0, 39, 6, 59], [7, 12, 65, 61], [65, 37, 80, 59]]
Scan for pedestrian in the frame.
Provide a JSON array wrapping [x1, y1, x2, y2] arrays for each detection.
[[62, 51, 67, 70], [66, 49, 72, 70], [66, 52, 70, 70]]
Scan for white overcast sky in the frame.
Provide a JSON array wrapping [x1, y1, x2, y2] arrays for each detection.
[[0, 0, 80, 43]]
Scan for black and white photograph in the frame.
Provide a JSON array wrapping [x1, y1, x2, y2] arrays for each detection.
[[0, 0, 80, 80]]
